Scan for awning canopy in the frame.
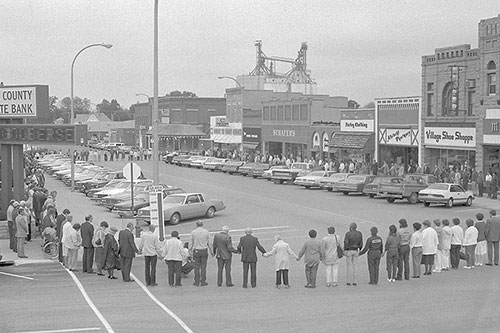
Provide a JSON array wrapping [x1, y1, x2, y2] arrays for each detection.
[[243, 142, 259, 150], [146, 124, 206, 138], [329, 132, 374, 151]]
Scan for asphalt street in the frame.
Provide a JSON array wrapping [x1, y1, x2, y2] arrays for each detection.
[[2, 157, 500, 332]]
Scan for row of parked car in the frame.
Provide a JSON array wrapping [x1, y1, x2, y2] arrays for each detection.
[[37, 154, 226, 225], [163, 153, 475, 208]]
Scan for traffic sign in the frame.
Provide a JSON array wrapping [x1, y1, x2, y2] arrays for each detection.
[[123, 162, 141, 180]]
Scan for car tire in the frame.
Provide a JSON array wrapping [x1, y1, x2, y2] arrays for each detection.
[[327, 188, 333, 192], [465, 196, 473, 206], [424, 202, 430, 207], [386, 197, 395, 203], [407, 193, 418, 204], [368, 194, 375, 198], [253, 175, 258, 178], [169, 213, 181, 225], [206, 206, 216, 218], [446, 198, 453, 208], [342, 191, 349, 195], [305, 186, 311, 189]]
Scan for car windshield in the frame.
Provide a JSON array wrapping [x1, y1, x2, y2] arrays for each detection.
[[117, 182, 130, 189], [427, 183, 449, 190], [308, 171, 325, 177], [164, 195, 186, 204], [330, 174, 347, 180], [346, 176, 365, 182]]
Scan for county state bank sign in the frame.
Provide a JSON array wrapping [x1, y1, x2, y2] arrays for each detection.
[[0, 85, 47, 118]]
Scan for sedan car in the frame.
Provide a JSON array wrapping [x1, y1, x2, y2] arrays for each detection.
[[319, 173, 350, 191], [202, 158, 228, 171], [261, 165, 287, 181], [294, 171, 336, 189], [113, 186, 185, 217], [135, 193, 226, 225], [418, 183, 474, 208], [221, 161, 245, 175], [333, 175, 376, 195]]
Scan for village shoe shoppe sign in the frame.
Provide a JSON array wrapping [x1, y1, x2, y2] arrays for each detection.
[[423, 127, 475, 148]]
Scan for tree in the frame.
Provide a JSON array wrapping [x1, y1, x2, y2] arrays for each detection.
[[165, 90, 197, 97], [59, 96, 91, 115], [97, 98, 134, 121], [363, 101, 375, 109], [348, 99, 360, 109]]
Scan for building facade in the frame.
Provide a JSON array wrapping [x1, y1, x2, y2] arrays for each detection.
[[375, 97, 421, 172], [421, 14, 500, 174]]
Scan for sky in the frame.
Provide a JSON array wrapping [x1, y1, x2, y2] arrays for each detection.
[[1, 1, 499, 110]]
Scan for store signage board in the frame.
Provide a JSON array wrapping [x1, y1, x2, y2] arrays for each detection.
[[0, 86, 37, 118], [424, 127, 475, 148], [0, 124, 87, 145], [340, 119, 374, 132]]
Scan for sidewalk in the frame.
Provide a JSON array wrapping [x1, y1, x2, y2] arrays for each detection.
[[0, 172, 137, 266]]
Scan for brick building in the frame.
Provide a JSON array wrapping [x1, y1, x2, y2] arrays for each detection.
[[421, 14, 500, 173]]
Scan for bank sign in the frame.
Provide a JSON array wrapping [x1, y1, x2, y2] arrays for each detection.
[[340, 119, 374, 132], [424, 127, 475, 148], [0, 86, 37, 117]]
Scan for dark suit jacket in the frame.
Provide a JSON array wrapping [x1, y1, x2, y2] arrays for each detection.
[[81, 221, 95, 248], [55, 214, 66, 239], [237, 234, 266, 263], [119, 229, 139, 258], [213, 232, 236, 260], [485, 217, 500, 241]]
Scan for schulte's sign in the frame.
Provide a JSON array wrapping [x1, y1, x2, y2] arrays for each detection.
[[0, 87, 37, 117], [340, 119, 374, 132], [424, 127, 475, 148]]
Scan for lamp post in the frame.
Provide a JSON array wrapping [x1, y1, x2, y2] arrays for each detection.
[[70, 42, 112, 192], [136, 93, 151, 149], [152, 0, 160, 185], [218, 76, 244, 155]]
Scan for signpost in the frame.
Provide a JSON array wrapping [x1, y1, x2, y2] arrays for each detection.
[[149, 185, 164, 241], [122, 162, 141, 216]]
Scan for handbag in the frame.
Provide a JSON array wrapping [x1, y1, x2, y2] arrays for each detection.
[[335, 235, 344, 259]]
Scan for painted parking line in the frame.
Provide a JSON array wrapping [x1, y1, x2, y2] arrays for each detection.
[[130, 273, 194, 333], [19, 328, 101, 333], [0, 271, 36, 280], [65, 268, 114, 333]]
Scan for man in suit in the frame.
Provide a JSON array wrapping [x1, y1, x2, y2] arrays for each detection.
[[119, 222, 139, 282], [237, 227, 266, 288], [81, 215, 95, 273], [213, 225, 237, 287], [485, 210, 500, 266]]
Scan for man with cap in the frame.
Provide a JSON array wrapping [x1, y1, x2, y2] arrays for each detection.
[[15, 207, 29, 258], [118, 222, 139, 282], [7, 200, 18, 253], [237, 227, 266, 288], [190, 221, 212, 286], [212, 225, 237, 287], [81, 215, 95, 273]]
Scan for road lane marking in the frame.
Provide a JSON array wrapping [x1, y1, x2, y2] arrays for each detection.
[[0, 271, 35, 280], [454, 208, 484, 213], [65, 268, 114, 333], [19, 328, 101, 333], [131, 273, 194, 333]]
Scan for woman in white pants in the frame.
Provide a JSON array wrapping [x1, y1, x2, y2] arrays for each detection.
[[321, 226, 341, 287]]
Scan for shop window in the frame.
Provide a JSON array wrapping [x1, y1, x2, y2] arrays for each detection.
[[270, 106, 277, 120], [285, 105, 291, 120], [171, 109, 183, 123], [186, 109, 198, 124], [300, 104, 308, 120], [427, 93, 434, 116], [487, 60, 496, 70], [277, 106, 284, 121], [263, 106, 270, 120], [492, 122, 499, 132], [467, 90, 474, 116], [292, 105, 300, 120]]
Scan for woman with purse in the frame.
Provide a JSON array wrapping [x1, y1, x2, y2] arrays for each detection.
[[321, 226, 342, 287]]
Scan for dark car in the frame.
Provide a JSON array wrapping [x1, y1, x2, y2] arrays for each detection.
[[333, 175, 376, 195], [221, 161, 245, 175], [362, 176, 393, 198]]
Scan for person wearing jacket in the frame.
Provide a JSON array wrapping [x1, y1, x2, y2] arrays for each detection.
[[359, 226, 384, 285], [297, 229, 322, 288], [237, 228, 266, 288], [344, 223, 363, 286], [66, 223, 82, 271], [463, 219, 479, 269], [321, 226, 341, 287], [265, 235, 298, 289], [212, 226, 238, 287], [15, 207, 29, 258]]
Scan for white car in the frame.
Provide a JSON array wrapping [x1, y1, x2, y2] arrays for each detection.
[[418, 183, 474, 208], [294, 171, 336, 189]]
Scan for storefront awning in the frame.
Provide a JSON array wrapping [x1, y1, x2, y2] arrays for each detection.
[[330, 133, 374, 150], [243, 142, 259, 150]]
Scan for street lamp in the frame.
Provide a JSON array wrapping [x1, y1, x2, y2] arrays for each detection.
[[218, 76, 244, 155], [70, 42, 112, 191]]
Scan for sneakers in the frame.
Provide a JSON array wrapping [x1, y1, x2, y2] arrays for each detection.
[[464, 266, 471, 269]]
